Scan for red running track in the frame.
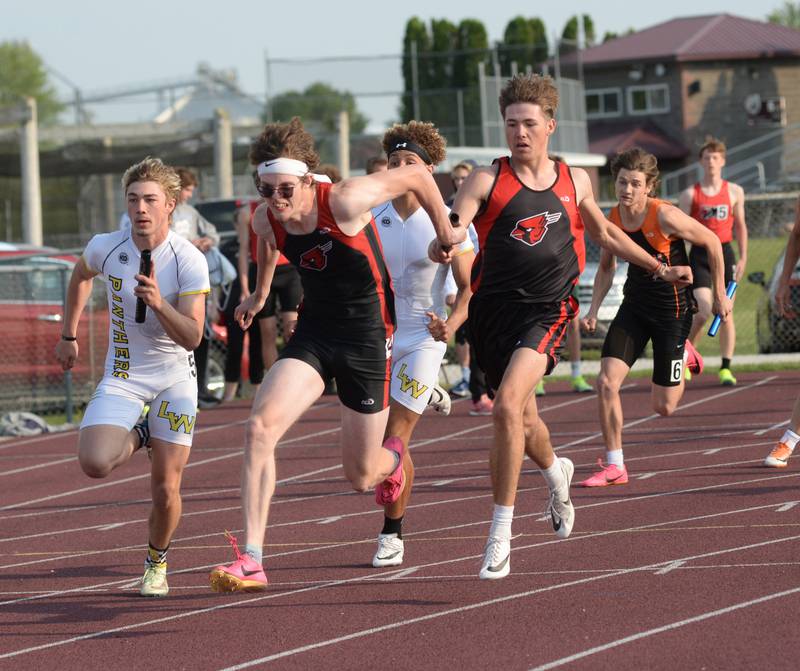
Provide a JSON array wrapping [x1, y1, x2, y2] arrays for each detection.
[[0, 370, 798, 670]]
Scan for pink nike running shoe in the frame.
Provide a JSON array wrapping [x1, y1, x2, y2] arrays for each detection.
[[209, 531, 268, 593], [684, 339, 704, 375], [579, 459, 629, 487], [375, 436, 405, 506]]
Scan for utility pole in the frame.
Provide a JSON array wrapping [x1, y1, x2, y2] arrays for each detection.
[[213, 108, 233, 198], [20, 98, 43, 246]]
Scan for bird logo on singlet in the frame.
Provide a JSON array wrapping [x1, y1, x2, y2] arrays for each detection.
[[299, 240, 333, 271], [701, 205, 729, 221], [510, 211, 562, 247]]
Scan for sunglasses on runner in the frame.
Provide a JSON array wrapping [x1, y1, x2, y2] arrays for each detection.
[[256, 182, 299, 199]]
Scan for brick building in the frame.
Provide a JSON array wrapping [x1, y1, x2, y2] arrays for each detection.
[[574, 14, 800, 193]]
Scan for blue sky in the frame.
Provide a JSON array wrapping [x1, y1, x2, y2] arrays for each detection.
[[2, 0, 783, 130]]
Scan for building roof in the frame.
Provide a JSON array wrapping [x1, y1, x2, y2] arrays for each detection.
[[579, 14, 800, 66], [588, 120, 689, 161]]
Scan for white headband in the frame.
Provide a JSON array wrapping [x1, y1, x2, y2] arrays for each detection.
[[257, 158, 333, 184]]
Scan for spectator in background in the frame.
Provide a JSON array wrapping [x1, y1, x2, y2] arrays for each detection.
[[679, 138, 747, 386], [221, 201, 266, 402], [447, 161, 476, 398], [171, 167, 221, 408], [366, 155, 388, 174]]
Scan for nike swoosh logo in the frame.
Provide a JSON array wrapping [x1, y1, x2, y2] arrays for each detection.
[[606, 473, 625, 483], [378, 550, 401, 560], [487, 554, 510, 572], [241, 567, 262, 576]]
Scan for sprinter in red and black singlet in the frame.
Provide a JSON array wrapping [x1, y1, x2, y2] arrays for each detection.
[[468, 157, 584, 389], [267, 179, 395, 408], [578, 147, 731, 489], [210, 117, 464, 592], [435, 75, 696, 581], [679, 138, 748, 386]]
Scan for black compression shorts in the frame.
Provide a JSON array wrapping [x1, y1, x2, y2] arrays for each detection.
[[601, 301, 693, 387], [689, 242, 736, 290], [468, 295, 578, 390], [279, 320, 392, 414]]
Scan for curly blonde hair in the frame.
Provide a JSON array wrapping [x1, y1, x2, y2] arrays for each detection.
[[499, 74, 559, 119], [381, 121, 447, 166], [121, 157, 181, 202], [249, 117, 320, 170]]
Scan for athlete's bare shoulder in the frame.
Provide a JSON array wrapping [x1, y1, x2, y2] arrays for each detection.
[[728, 181, 745, 203], [464, 164, 498, 200], [568, 166, 594, 203], [251, 203, 277, 244]]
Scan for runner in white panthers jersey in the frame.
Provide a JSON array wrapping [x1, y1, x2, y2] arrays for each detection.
[[82, 227, 209, 440], [369, 121, 475, 569], [374, 201, 473, 413], [55, 158, 209, 598]]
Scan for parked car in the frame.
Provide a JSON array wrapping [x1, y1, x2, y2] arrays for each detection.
[[748, 255, 800, 353], [0, 244, 109, 412]]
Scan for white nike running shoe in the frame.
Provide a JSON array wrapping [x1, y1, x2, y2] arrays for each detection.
[[546, 457, 575, 539], [428, 384, 452, 415], [372, 533, 404, 567], [479, 536, 511, 579]]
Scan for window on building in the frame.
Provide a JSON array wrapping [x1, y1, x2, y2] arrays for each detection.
[[585, 88, 622, 118], [627, 84, 670, 115]]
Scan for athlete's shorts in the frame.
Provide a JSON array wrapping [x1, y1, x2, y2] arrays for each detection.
[[468, 295, 578, 390], [454, 321, 469, 346], [690, 242, 736, 290], [602, 301, 693, 387], [280, 320, 391, 414], [81, 376, 198, 447], [390, 322, 447, 414], [253, 263, 302, 319]]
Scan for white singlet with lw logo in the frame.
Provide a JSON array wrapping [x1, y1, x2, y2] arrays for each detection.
[[372, 202, 473, 413], [83, 229, 209, 394]]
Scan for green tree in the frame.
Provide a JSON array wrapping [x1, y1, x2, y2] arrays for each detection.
[[561, 14, 596, 50], [0, 40, 63, 125], [426, 19, 459, 130], [401, 17, 431, 121], [270, 82, 368, 134], [768, 1, 800, 27], [498, 16, 548, 76], [454, 19, 490, 145]]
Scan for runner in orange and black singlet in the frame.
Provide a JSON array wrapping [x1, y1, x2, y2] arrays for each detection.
[[601, 198, 696, 387], [468, 157, 584, 389], [267, 180, 396, 412]]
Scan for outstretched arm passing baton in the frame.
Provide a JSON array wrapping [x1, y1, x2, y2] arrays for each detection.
[[708, 280, 737, 337]]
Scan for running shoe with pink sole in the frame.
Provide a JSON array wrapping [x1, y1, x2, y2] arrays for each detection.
[[375, 436, 405, 506], [209, 531, 268, 593], [684, 339, 704, 375], [579, 459, 629, 487]]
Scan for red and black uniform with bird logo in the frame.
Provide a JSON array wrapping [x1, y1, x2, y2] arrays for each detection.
[[467, 158, 584, 388], [266, 181, 396, 412]]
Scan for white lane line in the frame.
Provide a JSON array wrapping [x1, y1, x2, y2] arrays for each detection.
[[3, 530, 799, 664], [529, 586, 800, 670], [777, 502, 799, 512], [0, 426, 341, 511], [654, 560, 686, 575], [0, 457, 75, 477], [558, 376, 775, 450], [754, 421, 787, 436]]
